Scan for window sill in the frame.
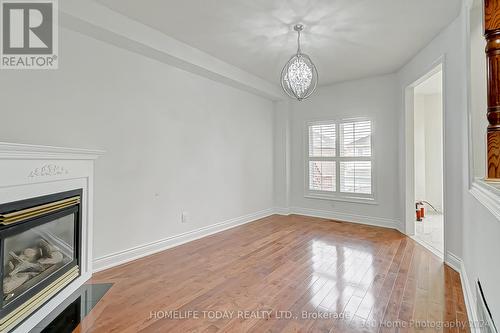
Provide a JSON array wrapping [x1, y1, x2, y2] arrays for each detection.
[[304, 193, 378, 205], [469, 178, 500, 221]]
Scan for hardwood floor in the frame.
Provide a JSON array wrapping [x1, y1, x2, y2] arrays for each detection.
[[80, 215, 469, 333]]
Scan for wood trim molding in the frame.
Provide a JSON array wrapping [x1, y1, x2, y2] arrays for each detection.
[[470, 179, 500, 221], [445, 251, 480, 333], [285, 207, 400, 230], [93, 208, 275, 272], [94, 207, 402, 273], [58, 0, 283, 101], [484, 0, 500, 178], [0, 142, 104, 160]]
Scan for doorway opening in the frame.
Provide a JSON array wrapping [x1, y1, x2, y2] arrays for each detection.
[[408, 65, 444, 258]]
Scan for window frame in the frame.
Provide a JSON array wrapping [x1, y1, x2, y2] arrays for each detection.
[[304, 118, 377, 204]]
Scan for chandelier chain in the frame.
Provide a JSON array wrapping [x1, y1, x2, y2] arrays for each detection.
[[297, 29, 301, 54]]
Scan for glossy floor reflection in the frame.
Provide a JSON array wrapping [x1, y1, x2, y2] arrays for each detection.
[[29, 283, 112, 333], [415, 212, 444, 256], [85, 215, 468, 332]]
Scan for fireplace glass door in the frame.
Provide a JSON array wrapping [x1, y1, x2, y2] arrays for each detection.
[[0, 190, 81, 332], [2, 212, 76, 306]]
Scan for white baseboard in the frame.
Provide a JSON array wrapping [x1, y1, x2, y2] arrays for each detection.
[[285, 206, 400, 230], [445, 250, 461, 272], [93, 208, 274, 272], [94, 206, 398, 273], [273, 206, 291, 215], [460, 259, 479, 333], [445, 252, 479, 333], [410, 235, 444, 260]]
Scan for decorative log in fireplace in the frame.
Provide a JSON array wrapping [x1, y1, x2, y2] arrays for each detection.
[[0, 189, 82, 332]]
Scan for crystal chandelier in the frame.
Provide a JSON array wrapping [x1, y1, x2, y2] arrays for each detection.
[[280, 24, 318, 101]]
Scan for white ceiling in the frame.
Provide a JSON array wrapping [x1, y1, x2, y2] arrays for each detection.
[[96, 0, 461, 86], [415, 70, 442, 95]]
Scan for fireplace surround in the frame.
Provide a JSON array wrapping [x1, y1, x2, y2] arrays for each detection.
[[0, 143, 103, 332]]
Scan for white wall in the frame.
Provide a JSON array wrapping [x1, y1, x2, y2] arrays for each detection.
[[0, 28, 275, 261], [284, 74, 400, 227], [470, 3, 488, 179], [398, 14, 465, 256], [414, 93, 443, 211], [464, 1, 500, 327], [398, 1, 500, 326], [414, 94, 427, 201], [424, 93, 444, 211], [273, 100, 291, 211]]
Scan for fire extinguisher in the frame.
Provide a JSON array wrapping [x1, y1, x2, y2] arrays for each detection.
[[416, 202, 423, 221]]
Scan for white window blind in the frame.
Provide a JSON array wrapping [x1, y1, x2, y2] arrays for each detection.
[[308, 123, 336, 192], [339, 120, 372, 195], [306, 119, 373, 199], [309, 161, 336, 192], [340, 121, 371, 157], [340, 161, 372, 194], [309, 123, 336, 157]]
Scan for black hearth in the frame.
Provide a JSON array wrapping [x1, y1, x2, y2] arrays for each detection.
[[0, 189, 82, 332]]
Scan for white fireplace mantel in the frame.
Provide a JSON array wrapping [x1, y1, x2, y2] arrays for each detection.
[[0, 142, 104, 160], [0, 142, 104, 333]]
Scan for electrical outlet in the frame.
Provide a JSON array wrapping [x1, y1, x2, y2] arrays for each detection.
[[181, 212, 189, 223]]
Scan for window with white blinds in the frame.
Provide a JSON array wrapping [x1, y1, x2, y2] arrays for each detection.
[[340, 121, 371, 157], [306, 119, 373, 200], [309, 123, 335, 157], [309, 161, 335, 192]]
